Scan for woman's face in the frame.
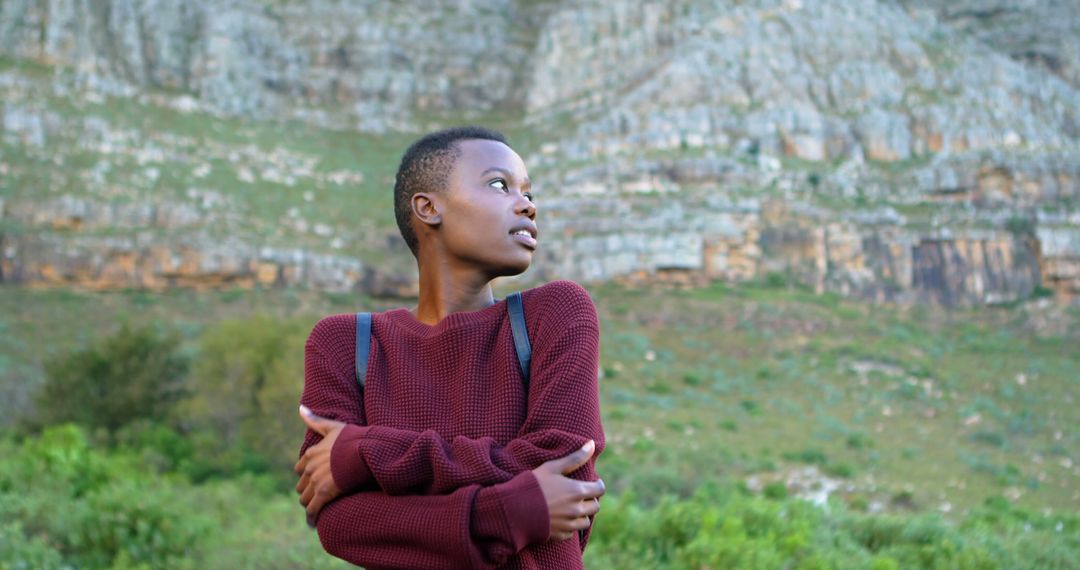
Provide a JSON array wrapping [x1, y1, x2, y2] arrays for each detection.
[[436, 138, 537, 278]]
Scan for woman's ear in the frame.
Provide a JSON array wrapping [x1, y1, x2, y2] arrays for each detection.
[[411, 192, 442, 228]]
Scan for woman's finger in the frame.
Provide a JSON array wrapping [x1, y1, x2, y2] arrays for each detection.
[[299, 481, 315, 508], [307, 489, 331, 518], [581, 498, 600, 517], [295, 471, 310, 494], [299, 405, 330, 435], [300, 405, 347, 436]]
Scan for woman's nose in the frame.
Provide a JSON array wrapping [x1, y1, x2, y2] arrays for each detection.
[[516, 194, 536, 219]]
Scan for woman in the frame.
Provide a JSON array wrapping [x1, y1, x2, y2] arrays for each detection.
[[294, 126, 605, 569]]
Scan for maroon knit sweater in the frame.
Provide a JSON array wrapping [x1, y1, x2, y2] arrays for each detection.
[[298, 279, 604, 570]]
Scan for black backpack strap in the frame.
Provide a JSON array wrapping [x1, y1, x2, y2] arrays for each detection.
[[355, 312, 372, 392], [506, 292, 532, 393]]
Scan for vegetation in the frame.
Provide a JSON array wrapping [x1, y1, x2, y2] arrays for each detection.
[[0, 280, 1078, 568], [1, 424, 1076, 569], [587, 484, 1080, 569], [0, 424, 345, 569], [34, 323, 189, 433], [181, 314, 311, 480]]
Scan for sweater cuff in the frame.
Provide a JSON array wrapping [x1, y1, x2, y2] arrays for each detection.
[[330, 424, 372, 494], [473, 470, 550, 551]]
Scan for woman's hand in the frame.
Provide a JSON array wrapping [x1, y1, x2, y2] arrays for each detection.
[[531, 440, 605, 542], [295, 405, 347, 518]]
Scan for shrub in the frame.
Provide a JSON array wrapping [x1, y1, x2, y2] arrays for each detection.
[[741, 399, 762, 416], [846, 432, 874, 450], [970, 430, 1007, 448], [826, 463, 856, 479], [0, 521, 65, 570], [181, 314, 312, 482], [35, 323, 189, 433], [763, 481, 788, 500], [71, 476, 211, 569], [1005, 216, 1035, 238], [0, 425, 212, 569], [784, 448, 828, 466]]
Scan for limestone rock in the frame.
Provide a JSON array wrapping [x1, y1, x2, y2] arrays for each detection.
[[897, 0, 1080, 89], [1, 0, 1078, 307], [0, 232, 370, 292], [0, 0, 535, 130]]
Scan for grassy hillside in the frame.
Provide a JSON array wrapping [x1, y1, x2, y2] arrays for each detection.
[[0, 55, 565, 246], [2, 280, 1077, 519], [590, 281, 1080, 516]]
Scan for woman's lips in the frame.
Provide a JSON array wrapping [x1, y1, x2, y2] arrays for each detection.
[[512, 232, 538, 249]]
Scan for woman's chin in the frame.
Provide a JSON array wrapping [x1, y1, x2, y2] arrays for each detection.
[[491, 255, 532, 278]]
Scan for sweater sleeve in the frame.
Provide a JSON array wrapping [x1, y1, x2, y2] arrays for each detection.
[[299, 322, 551, 566], [330, 283, 605, 550], [313, 471, 549, 570]]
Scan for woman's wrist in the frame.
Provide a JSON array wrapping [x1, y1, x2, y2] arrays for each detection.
[[330, 423, 374, 494], [473, 470, 550, 550]]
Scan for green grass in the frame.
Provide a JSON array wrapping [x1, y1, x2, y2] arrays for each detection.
[[587, 279, 1079, 516], [4, 423, 1077, 569], [0, 58, 416, 260], [2, 279, 1078, 520]]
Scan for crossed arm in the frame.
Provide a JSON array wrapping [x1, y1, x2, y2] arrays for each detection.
[[295, 314, 604, 568], [299, 411, 601, 569]]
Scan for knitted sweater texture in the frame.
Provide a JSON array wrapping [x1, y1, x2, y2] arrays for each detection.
[[298, 279, 604, 569]]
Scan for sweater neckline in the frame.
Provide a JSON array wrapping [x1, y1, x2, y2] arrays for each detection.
[[383, 297, 510, 337]]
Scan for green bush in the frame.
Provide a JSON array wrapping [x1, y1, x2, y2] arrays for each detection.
[[0, 425, 342, 570], [0, 521, 65, 570], [825, 462, 856, 479], [1, 426, 1078, 570], [583, 482, 1080, 569], [763, 481, 788, 500], [0, 425, 211, 569], [69, 476, 211, 569], [182, 314, 312, 482], [682, 373, 702, 386], [846, 432, 875, 450], [34, 323, 189, 433], [113, 420, 195, 474], [783, 447, 828, 466]]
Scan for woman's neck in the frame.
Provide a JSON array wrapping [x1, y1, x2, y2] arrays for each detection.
[[411, 259, 495, 326]]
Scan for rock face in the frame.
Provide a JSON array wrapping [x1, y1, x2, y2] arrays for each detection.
[[529, 191, 1048, 306], [1, 0, 1079, 306], [0, 0, 542, 130], [897, 0, 1080, 89], [533, 0, 1077, 163], [519, 0, 1080, 305], [0, 232, 368, 292]]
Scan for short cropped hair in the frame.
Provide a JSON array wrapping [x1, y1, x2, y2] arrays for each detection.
[[393, 126, 508, 257]]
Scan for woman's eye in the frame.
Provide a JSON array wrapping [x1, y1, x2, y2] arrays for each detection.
[[524, 192, 534, 201], [490, 179, 507, 191]]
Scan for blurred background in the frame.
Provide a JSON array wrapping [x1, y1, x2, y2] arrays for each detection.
[[1, 0, 1078, 568]]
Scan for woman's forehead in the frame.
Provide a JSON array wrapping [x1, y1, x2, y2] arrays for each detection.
[[454, 139, 528, 178]]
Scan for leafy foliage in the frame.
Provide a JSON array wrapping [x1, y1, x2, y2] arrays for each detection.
[[2, 282, 1079, 567], [583, 484, 1080, 569], [0, 425, 342, 570], [181, 314, 312, 482], [35, 323, 188, 433], [0, 425, 210, 569]]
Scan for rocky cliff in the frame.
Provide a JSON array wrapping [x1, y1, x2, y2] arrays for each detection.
[[1, 0, 1078, 306]]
